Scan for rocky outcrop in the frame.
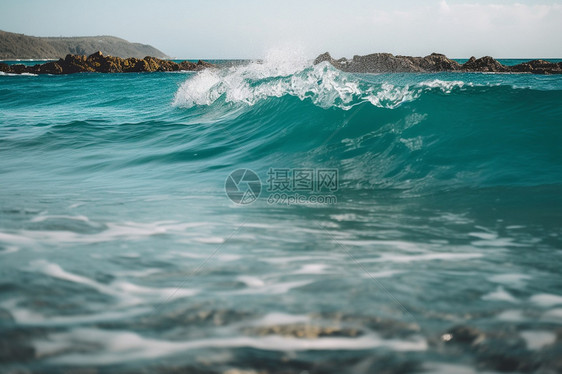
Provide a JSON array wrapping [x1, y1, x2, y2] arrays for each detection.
[[510, 59, 562, 75], [401, 53, 463, 72], [0, 51, 215, 75], [462, 56, 509, 72], [314, 52, 562, 75]]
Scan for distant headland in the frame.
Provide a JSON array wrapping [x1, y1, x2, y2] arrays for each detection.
[[0, 30, 168, 59], [315, 52, 562, 75], [0, 52, 214, 74]]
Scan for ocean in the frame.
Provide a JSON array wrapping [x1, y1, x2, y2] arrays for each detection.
[[1, 54, 562, 373]]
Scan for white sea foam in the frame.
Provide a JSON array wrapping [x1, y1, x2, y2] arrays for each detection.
[[171, 250, 241, 262], [172, 50, 470, 110], [469, 232, 497, 240], [233, 279, 312, 295], [237, 275, 266, 288], [292, 264, 332, 275], [400, 136, 423, 151], [28, 260, 197, 307], [482, 287, 518, 303], [418, 79, 468, 93], [30, 214, 91, 223], [0, 71, 38, 76], [193, 236, 225, 244], [529, 293, 562, 307], [173, 60, 366, 109], [336, 240, 422, 252], [520, 330, 556, 350], [497, 309, 525, 322], [0, 231, 36, 245], [361, 270, 404, 279], [260, 254, 344, 264], [252, 312, 310, 326], [3, 220, 208, 247], [34, 327, 427, 365], [362, 252, 482, 263], [3, 298, 150, 326]]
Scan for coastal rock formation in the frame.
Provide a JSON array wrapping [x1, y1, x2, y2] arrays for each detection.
[[462, 56, 509, 72], [314, 52, 562, 75], [0, 51, 214, 74], [510, 59, 562, 75]]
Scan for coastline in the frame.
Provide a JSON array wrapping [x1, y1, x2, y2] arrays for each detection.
[[0, 51, 215, 75], [2, 51, 562, 75]]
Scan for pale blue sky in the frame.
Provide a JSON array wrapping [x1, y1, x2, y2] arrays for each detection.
[[1, 0, 561, 58]]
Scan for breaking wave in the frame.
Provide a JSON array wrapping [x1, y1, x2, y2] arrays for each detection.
[[173, 56, 475, 110], [170, 56, 562, 192]]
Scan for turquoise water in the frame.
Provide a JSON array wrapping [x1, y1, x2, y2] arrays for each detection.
[[1, 59, 562, 373]]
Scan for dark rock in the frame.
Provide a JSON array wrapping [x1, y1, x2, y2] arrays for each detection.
[[197, 59, 215, 70], [0, 62, 10, 73], [462, 56, 509, 72], [179, 61, 198, 71], [314, 52, 459, 73], [314, 52, 339, 66], [11, 64, 28, 74], [420, 52, 462, 71], [511, 59, 562, 75], [438, 325, 543, 373], [0, 51, 215, 75], [473, 333, 535, 373], [37, 61, 63, 74], [442, 325, 486, 345], [350, 53, 424, 73], [314, 52, 562, 75]]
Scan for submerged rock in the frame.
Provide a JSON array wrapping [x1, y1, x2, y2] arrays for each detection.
[[440, 325, 487, 346], [314, 52, 562, 75], [0, 51, 215, 75]]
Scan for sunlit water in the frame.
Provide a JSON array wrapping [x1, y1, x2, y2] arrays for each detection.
[[1, 56, 562, 373]]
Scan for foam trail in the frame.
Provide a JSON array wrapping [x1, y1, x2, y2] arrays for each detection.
[[34, 328, 428, 365], [28, 260, 197, 307]]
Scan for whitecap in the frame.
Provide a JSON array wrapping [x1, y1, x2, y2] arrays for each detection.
[[520, 331, 556, 350], [530, 293, 562, 307], [362, 252, 482, 263], [417, 79, 468, 93], [482, 287, 518, 303], [497, 310, 525, 322], [172, 50, 424, 110]]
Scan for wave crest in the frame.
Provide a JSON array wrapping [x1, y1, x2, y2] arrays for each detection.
[[172, 57, 472, 110]]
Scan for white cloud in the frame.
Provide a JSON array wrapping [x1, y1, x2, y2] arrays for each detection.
[[373, 1, 562, 57]]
